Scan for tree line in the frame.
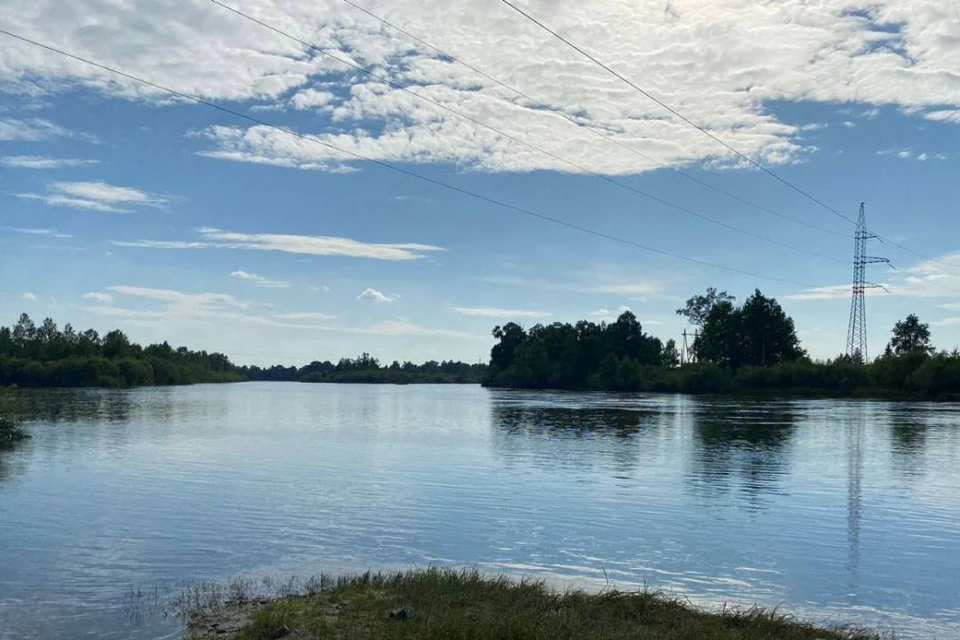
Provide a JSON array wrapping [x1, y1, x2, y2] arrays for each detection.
[[0, 313, 243, 387], [484, 288, 960, 399], [242, 353, 487, 384], [5, 295, 957, 398], [0, 313, 488, 388]]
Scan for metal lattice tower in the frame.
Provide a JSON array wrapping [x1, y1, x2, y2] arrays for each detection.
[[845, 203, 889, 363]]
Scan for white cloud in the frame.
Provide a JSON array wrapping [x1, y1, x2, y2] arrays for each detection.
[[877, 147, 947, 162], [841, 121, 856, 128], [589, 281, 661, 298], [0, 156, 99, 169], [788, 283, 872, 301], [2, 0, 958, 176], [17, 192, 131, 213], [480, 270, 664, 299], [591, 305, 632, 320], [115, 227, 443, 261], [790, 251, 960, 301], [274, 312, 338, 321], [111, 240, 213, 249], [358, 288, 399, 303], [21, 291, 37, 301], [108, 285, 250, 310], [362, 320, 483, 340], [5, 227, 73, 238], [924, 109, 960, 124], [83, 292, 113, 302], [17, 181, 167, 213], [50, 181, 166, 206], [0, 117, 69, 141], [83, 286, 485, 344], [289, 89, 335, 110], [230, 270, 290, 288], [453, 307, 550, 318]]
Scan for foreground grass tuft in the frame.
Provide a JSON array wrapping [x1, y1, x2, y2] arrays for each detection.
[[186, 568, 889, 640]]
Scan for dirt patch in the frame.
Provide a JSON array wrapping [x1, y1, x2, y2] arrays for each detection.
[[187, 601, 269, 639]]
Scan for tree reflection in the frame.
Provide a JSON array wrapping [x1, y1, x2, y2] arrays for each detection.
[[491, 400, 674, 477], [0, 441, 27, 482], [0, 392, 28, 482], [890, 415, 927, 455], [686, 400, 797, 505], [13, 388, 134, 423], [495, 405, 657, 438], [887, 407, 929, 481]]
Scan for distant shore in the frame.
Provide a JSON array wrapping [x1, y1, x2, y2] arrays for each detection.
[[184, 568, 885, 640]]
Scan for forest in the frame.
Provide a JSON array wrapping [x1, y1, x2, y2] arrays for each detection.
[[0, 313, 243, 387], [242, 353, 487, 384], [483, 288, 960, 399], [0, 313, 485, 388], [4, 287, 960, 398]]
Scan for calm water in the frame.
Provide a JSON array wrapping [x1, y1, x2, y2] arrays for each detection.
[[1, 384, 959, 639]]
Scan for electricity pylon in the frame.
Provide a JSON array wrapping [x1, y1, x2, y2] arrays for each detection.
[[846, 203, 889, 363]]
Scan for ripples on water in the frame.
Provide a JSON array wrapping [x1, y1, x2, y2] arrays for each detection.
[[1, 384, 959, 639]]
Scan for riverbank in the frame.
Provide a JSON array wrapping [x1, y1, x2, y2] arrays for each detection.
[[483, 358, 960, 401], [185, 569, 886, 640]]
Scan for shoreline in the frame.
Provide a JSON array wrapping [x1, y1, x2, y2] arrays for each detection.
[[184, 569, 887, 640], [8, 380, 960, 402]]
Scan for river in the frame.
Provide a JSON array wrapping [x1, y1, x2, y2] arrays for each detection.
[[1, 383, 958, 638]]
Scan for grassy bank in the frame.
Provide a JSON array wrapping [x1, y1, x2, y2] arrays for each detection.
[[185, 569, 886, 640]]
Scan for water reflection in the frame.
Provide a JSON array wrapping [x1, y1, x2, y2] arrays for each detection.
[[0, 441, 27, 481], [844, 408, 865, 584], [3, 386, 960, 640], [686, 400, 796, 505], [0, 392, 29, 482], [495, 405, 659, 437], [886, 406, 935, 483], [891, 422, 927, 453], [13, 388, 135, 423], [490, 394, 681, 478]]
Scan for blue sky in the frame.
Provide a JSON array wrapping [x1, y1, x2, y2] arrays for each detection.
[[1, 0, 959, 365]]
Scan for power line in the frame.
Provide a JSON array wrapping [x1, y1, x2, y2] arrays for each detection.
[[499, 0, 859, 228], [337, 0, 850, 240], [0, 27, 823, 289], [205, 0, 848, 265], [498, 0, 960, 276], [877, 235, 960, 271]]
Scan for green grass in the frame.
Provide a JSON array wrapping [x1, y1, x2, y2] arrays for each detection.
[[187, 569, 889, 640]]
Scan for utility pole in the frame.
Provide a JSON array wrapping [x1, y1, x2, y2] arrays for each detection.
[[681, 329, 698, 365], [846, 203, 889, 363]]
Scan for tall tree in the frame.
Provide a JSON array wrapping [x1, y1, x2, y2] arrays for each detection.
[[738, 290, 804, 366], [886, 314, 934, 356], [694, 290, 804, 368], [676, 288, 736, 327], [661, 339, 680, 367], [490, 323, 527, 371], [695, 300, 742, 367]]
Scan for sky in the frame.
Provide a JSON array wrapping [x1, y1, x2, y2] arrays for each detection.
[[0, 0, 959, 366]]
